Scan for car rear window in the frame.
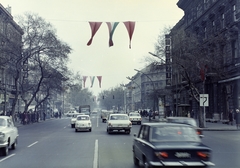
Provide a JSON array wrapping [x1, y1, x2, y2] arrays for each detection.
[[77, 116, 89, 120], [0, 118, 7, 126], [110, 115, 128, 120], [129, 113, 140, 116], [150, 126, 200, 142]]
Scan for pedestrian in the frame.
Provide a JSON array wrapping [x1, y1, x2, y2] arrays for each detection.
[[228, 109, 234, 125], [235, 109, 240, 129]]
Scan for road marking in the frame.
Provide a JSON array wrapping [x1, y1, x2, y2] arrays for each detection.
[[97, 116, 99, 127], [0, 154, 15, 162], [28, 141, 38, 147], [93, 139, 98, 168]]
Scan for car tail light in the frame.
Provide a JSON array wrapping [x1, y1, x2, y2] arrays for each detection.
[[196, 129, 202, 135], [155, 152, 168, 159], [197, 151, 210, 159]]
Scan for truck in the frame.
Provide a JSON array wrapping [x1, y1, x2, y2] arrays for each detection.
[[79, 105, 91, 115]]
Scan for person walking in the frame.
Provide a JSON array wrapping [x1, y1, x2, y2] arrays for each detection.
[[228, 109, 234, 125], [235, 109, 240, 129]]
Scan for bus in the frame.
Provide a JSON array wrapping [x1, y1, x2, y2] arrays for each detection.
[[79, 105, 91, 115]]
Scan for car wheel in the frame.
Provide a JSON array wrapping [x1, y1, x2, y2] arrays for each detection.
[[133, 153, 139, 166], [143, 159, 150, 168], [11, 138, 17, 150], [75, 129, 78, 132], [89, 128, 92, 132], [107, 129, 111, 134], [2, 146, 9, 156]]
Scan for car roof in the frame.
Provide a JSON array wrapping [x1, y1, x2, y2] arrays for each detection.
[[110, 113, 127, 116], [0, 116, 11, 119], [141, 122, 192, 127]]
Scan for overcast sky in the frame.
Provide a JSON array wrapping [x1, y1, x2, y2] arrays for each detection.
[[1, 0, 184, 96]]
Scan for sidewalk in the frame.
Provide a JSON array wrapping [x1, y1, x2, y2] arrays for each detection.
[[145, 117, 238, 131]]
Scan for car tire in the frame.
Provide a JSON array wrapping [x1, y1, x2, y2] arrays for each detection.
[[107, 129, 111, 134], [143, 159, 150, 168], [89, 128, 92, 132], [11, 138, 17, 150], [75, 129, 78, 132], [2, 146, 9, 156], [133, 153, 139, 166]]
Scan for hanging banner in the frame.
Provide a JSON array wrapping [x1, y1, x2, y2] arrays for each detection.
[[123, 21, 135, 49], [97, 76, 102, 88], [83, 76, 88, 88], [87, 22, 102, 46], [90, 76, 95, 87], [106, 22, 119, 47]]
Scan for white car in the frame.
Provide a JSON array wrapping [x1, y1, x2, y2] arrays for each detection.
[[70, 113, 85, 128], [0, 116, 18, 156], [65, 111, 79, 117], [75, 115, 92, 132], [107, 114, 132, 134], [128, 112, 142, 125]]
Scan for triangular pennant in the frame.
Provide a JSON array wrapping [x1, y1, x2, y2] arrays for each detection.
[[83, 76, 88, 88], [87, 22, 102, 46], [123, 21, 135, 49], [106, 22, 119, 47], [97, 76, 102, 88], [90, 76, 95, 87]]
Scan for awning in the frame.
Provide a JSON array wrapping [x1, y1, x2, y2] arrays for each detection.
[[218, 76, 240, 83]]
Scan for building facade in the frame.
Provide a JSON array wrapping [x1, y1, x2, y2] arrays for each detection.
[[0, 4, 23, 114], [170, 0, 240, 119]]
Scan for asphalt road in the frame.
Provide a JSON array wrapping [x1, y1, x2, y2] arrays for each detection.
[[0, 113, 240, 168]]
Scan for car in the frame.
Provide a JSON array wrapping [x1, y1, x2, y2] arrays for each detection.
[[128, 112, 142, 125], [70, 113, 85, 128], [65, 111, 79, 117], [106, 113, 132, 134], [0, 116, 18, 156], [75, 115, 92, 132], [101, 110, 113, 123], [166, 117, 203, 137], [133, 123, 215, 168]]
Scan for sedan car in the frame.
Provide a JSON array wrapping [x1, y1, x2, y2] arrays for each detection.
[[167, 117, 203, 137], [0, 116, 18, 156], [65, 111, 79, 117], [75, 115, 92, 132], [70, 113, 85, 128], [133, 123, 214, 167], [129, 112, 142, 125], [107, 114, 132, 134]]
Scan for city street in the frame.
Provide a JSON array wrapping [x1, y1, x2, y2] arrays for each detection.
[[0, 113, 240, 168]]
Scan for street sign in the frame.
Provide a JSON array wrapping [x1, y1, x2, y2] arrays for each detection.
[[200, 94, 208, 107]]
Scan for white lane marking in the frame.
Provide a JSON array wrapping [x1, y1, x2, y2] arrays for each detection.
[[0, 154, 15, 162], [28, 141, 38, 147], [97, 116, 99, 127], [93, 139, 98, 168]]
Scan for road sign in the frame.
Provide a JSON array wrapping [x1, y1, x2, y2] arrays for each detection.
[[200, 94, 208, 107]]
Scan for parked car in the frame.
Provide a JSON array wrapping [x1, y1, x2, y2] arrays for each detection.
[[128, 112, 142, 125], [70, 113, 85, 128], [75, 115, 92, 132], [107, 113, 132, 134], [133, 123, 215, 167], [166, 117, 203, 137], [0, 116, 18, 156]]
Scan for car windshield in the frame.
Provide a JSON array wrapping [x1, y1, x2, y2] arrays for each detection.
[[0, 118, 7, 126], [129, 113, 140, 116], [150, 126, 200, 142], [168, 118, 197, 127], [77, 116, 89, 120], [110, 115, 128, 120]]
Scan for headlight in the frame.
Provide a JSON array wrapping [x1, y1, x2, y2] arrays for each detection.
[[0, 132, 5, 139]]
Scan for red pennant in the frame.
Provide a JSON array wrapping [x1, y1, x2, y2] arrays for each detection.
[[123, 21, 135, 49], [97, 76, 102, 88], [87, 22, 102, 46], [83, 76, 88, 87]]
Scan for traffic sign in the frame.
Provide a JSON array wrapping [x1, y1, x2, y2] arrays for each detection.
[[200, 94, 208, 107]]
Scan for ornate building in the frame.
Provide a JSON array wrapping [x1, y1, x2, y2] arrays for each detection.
[[170, 0, 240, 119], [0, 4, 23, 114]]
